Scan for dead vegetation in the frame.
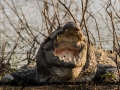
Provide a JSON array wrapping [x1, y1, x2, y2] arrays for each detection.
[[0, 0, 120, 72]]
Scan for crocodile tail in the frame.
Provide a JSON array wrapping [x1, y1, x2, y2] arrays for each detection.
[[0, 68, 39, 85]]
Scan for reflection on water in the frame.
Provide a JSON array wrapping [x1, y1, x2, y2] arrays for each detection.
[[0, 85, 119, 90]]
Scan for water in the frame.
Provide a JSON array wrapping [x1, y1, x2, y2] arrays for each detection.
[[0, 0, 120, 51]]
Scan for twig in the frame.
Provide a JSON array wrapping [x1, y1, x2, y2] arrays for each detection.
[[58, 0, 77, 23], [81, 0, 90, 44], [106, 0, 116, 51], [52, 0, 60, 26], [42, 11, 56, 30]]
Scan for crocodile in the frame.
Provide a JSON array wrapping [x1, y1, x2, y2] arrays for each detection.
[[0, 22, 120, 85]]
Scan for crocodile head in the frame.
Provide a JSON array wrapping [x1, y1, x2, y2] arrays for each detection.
[[37, 22, 87, 80]]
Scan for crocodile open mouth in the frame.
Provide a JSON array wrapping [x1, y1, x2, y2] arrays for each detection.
[[53, 28, 86, 66]]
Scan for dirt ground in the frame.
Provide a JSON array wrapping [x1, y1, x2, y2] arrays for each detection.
[[0, 85, 119, 90]]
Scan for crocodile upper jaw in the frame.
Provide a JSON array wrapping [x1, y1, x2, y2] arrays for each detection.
[[43, 22, 87, 68]]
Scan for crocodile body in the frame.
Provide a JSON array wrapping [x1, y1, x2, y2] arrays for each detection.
[[0, 22, 120, 85]]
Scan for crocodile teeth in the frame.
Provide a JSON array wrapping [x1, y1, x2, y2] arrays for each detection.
[[69, 57, 71, 61], [63, 57, 65, 61], [74, 60, 77, 65], [73, 57, 76, 62], [59, 57, 62, 60], [57, 36, 59, 39]]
